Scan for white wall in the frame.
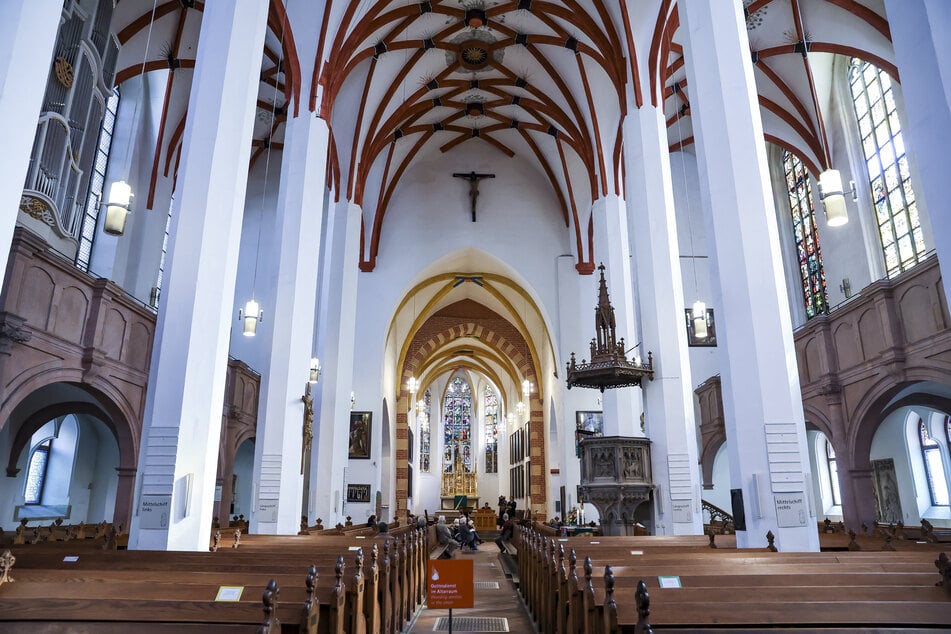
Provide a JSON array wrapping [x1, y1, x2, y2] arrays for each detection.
[[232, 439, 255, 520]]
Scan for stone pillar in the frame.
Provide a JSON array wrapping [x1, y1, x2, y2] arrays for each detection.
[[129, 0, 268, 551], [883, 0, 951, 312], [0, 0, 60, 291], [839, 461, 879, 529], [250, 112, 328, 535], [590, 195, 644, 437], [310, 200, 362, 526], [680, 0, 819, 551], [625, 107, 703, 535], [113, 466, 137, 532]]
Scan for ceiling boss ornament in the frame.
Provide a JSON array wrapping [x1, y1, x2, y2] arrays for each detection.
[[566, 264, 654, 392]]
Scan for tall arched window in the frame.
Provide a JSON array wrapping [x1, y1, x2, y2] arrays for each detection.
[[77, 87, 120, 271], [783, 150, 827, 317], [849, 58, 925, 278], [443, 376, 473, 473], [419, 389, 431, 472], [946, 415, 951, 459], [825, 440, 842, 506], [484, 386, 499, 473], [24, 439, 52, 505], [919, 420, 949, 506]]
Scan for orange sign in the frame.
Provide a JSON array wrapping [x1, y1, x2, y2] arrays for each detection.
[[427, 559, 474, 609]]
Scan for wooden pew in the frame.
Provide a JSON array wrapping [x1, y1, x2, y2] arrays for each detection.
[[515, 525, 951, 633]]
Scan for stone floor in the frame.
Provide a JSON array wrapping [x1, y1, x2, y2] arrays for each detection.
[[406, 544, 536, 633]]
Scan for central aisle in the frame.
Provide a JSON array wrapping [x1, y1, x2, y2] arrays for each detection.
[[407, 547, 536, 633]]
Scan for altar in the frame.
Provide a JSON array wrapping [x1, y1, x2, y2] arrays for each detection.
[[439, 496, 479, 511], [440, 442, 477, 510]]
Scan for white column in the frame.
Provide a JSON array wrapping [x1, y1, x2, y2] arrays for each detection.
[[129, 0, 268, 551], [310, 200, 362, 526], [680, 0, 819, 551], [0, 0, 60, 289], [250, 113, 329, 534], [884, 0, 951, 311], [250, 0, 329, 535], [625, 107, 703, 535], [591, 195, 644, 437]]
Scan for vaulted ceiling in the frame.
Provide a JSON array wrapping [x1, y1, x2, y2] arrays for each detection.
[[110, 0, 897, 268]]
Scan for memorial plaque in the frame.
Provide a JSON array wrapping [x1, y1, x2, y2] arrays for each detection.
[[139, 495, 171, 529]]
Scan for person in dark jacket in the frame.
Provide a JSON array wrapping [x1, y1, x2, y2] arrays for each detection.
[[495, 513, 514, 552]]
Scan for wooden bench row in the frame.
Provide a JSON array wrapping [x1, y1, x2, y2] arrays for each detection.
[[515, 525, 951, 633], [0, 525, 435, 633]]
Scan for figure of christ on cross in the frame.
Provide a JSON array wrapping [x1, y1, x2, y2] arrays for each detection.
[[452, 171, 496, 222]]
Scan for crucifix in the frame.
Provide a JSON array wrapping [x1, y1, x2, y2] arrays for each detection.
[[452, 171, 495, 222]]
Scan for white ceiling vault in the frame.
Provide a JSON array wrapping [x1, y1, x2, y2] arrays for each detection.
[[111, 0, 896, 269]]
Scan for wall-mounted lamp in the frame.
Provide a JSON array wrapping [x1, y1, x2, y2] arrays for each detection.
[[238, 299, 263, 337], [839, 277, 852, 299], [103, 180, 133, 235], [818, 169, 850, 227], [309, 357, 321, 383]]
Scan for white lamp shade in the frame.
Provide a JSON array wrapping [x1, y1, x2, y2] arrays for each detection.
[[108, 180, 132, 207], [104, 204, 128, 235], [692, 300, 708, 339], [309, 357, 320, 383], [104, 180, 133, 235], [819, 169, 849, 227], [241, 299, 261, 337]]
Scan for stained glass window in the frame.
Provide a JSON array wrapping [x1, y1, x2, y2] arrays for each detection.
[[484, 386, 499, 473], [24, 440, 52, 505], [825, 440, 841, 506], [76, 87, 120, 271], [849, 58, 925, 278], [783, 150, 827, 317], [419, 389, 431, 472], [919, 420, 949, 506], [443, 376, 473, 474]]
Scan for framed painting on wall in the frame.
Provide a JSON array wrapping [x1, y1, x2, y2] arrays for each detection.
[[349, 411, 372, 459]]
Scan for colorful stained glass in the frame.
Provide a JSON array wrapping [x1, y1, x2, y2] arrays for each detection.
[[484, 386, 499, 473], [419, 389, 431, 472], [850, 58, 925, 277], [782, 151, 827, 318], [443, 376, 473, 473]]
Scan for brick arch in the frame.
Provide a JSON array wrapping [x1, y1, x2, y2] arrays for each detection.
[[403, 321, 539, 391], [393, 316, 547, 521]]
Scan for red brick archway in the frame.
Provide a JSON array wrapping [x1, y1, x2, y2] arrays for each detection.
[[394, 314, 547, 521]]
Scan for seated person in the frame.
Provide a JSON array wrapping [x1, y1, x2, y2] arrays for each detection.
[[495, 513, 515, 552], [457, 519, 475, 551], [417, 513, 428, 529], [435, 516, 460, 558], [366, 514, 377, 528], [466, 519, 483, 548]]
